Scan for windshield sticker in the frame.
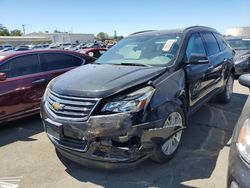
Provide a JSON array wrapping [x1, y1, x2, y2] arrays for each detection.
[[162, 39, 176, 52]]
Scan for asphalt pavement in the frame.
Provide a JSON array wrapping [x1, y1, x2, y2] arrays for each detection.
[[0, 81, 249, 188]]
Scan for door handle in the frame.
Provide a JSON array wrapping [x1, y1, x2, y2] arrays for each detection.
[[32, 78, 47, 85], [207, 65, 214, 71]]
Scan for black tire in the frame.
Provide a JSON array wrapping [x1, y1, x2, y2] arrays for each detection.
[[216, 74, 234, 104], [150, 106, 185, 163]]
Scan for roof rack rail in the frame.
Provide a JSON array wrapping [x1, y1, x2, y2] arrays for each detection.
[[184, 25, 217, 32], [130, 30, 156, 35]]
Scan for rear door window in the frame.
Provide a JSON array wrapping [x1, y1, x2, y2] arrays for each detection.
[[0, 54, 40, 78], [213, 33, 228, 51], [201, 32, 220, 56], [40, 53, 84, 71]]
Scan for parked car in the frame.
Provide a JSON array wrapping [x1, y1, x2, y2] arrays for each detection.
[[106, 43, 116, 49], [77, 48, 107, 58], [41, 26, 234, 169], [82, 42, 101, 49], [73, 43, 86, 50], [59, 42, 72, 50], [49, 43, 61, 49], [0, 50, 95, 123], [42, 44, 50, 48], [14, 45, 31, 51], [0, 47, 14, 52], [0, 44, 13, 49], [226, 36, 250, 75], [227, 74, 250, 188], [63, 44, 78, 51], [32, 44, 45, 49]]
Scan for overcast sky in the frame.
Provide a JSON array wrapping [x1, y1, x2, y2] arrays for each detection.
[[0, 0, 249, 36]]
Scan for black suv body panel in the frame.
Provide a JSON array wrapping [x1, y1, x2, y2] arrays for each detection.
[[41, 26, 234, 168]]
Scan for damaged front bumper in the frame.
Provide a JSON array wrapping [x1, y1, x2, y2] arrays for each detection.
[[41, 107, 183, 169]]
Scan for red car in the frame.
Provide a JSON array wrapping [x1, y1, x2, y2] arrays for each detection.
[[0, 49, 95, 123], [77, 48, 107, 58]]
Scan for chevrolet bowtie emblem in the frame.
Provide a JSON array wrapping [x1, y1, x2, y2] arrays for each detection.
[[52, 102, 65, 111]]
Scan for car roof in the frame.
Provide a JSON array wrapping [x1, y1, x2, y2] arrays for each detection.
[[0, 49, 94, 62], [81, 48, 107, 52], [129, 26, 219, 37]]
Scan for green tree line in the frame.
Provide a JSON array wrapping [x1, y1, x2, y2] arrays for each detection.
[[95, 32, 124, 42], [0, 24, 22, 36]]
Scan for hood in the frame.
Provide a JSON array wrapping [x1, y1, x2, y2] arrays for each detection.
[[50, 64, 166, 98]]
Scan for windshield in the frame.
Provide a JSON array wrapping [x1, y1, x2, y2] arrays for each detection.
[[96, 33, 182, 66], [227, 39, 250, 50]]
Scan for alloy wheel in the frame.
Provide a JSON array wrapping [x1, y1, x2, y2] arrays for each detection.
[[161, 112, 183, 156]]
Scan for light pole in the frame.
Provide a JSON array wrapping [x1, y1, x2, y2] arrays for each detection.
[[22, 24, 26, 35]]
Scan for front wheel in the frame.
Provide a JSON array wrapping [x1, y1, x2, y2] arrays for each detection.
[[150, 107, 184, 163], [216, 74, 234, 104]]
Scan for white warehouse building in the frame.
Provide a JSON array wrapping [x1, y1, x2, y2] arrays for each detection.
[[26, 32, 95, 44], [226, 27, 250, 37]]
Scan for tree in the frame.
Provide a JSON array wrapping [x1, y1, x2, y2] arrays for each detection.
[[96, 32, 109, 42], [53, 29, 63, 33], [117, 35, 124, 41], [10, 29, 22, 36], [0, 24, 10, 36]]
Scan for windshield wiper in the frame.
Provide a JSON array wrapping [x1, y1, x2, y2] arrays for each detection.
[[118, 62, 152, 67]]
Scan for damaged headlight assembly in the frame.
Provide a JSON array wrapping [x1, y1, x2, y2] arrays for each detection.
[[102, 86, 155, 113]]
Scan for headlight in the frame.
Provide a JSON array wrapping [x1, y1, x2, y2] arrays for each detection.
[[42, 87, 49, 102], [236, 118, 250, 164], [102, 86, 155, 113]]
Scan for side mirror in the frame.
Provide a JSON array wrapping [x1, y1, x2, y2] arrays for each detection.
[[232, 49, 236, 56], [0, 73, 6, 81], [187, 53, 209, 64], [239, 74, 250, 88]]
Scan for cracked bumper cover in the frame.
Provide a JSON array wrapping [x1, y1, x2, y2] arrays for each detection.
[[41, 107, 181, 168]]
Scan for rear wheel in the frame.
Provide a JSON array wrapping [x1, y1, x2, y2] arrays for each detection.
[[216, 74, 234, 104], [150, 107, 184, 163]]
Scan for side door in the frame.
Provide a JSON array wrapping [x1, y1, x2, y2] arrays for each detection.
[[213, 32, 234, 87], [39, 52, 85, 81], [201, 32, 226, 92], [0, 54, 46, 120], [185, 33, 213, 107]]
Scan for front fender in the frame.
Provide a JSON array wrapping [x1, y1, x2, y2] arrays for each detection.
[[144, 69, 185, 122], [150, 69, 185, 110]]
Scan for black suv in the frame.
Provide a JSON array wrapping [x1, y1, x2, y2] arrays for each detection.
[[41, 26, 234, 169]]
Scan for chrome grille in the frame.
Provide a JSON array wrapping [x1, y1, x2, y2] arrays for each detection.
[[45, 89, 100, 122]]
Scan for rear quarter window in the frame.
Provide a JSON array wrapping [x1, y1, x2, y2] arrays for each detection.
[[214, 33, 228, 51]]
